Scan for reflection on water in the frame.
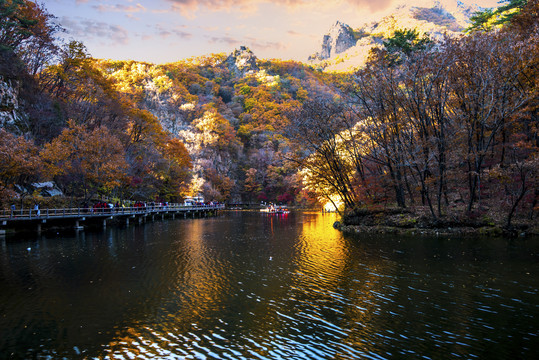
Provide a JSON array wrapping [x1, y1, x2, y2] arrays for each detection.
[[0, 212, 538, 359]]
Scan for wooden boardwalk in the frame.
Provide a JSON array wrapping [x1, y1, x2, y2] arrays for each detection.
[[0, 204, 225, 234]]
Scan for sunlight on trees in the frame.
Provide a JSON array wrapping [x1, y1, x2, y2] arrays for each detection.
[[0, 0, 536, 228]]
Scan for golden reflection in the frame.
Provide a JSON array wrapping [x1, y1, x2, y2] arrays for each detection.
[[167, 218, 233, 322], [101, 213, 400, 357], [293, 212, 398, 353], [295, 212, 346, 283], [103, 219, 233, 357]]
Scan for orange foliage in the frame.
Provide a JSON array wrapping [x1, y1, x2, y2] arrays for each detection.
[[0, 129, 42, 202], [41, 121, 127, 200]]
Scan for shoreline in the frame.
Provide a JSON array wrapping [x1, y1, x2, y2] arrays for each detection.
[[333, 208, 539, 238], [333, 222, 537, 238]]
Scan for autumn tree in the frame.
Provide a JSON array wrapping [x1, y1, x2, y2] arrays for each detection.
[[0, 129, 42, 206], [41, 121, 127, 203], [177, 104, 241, 201], [446, 31, 535, 212], [350, 56, 409, 208], [38, 41, 136, 137], [157, 138, 192, 202], [0, 0, 60, 75], [203, 168, 234, 202], [243, 167, 261, 203], [192, 104, 240, 152], [385, 43, 458, 217], [487, 140, 538, 228], [287, 98, 361, 211]]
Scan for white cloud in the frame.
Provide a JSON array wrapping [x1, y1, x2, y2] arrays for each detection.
[[93, 3, 147, 13], [60, 16, 130, 45]]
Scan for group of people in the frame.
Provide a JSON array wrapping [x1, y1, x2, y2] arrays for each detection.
[[133, 201, 147, 211], [90, 202, 119, 213], [133, 202, 170, 211], [9, 203, 40, 217], [7, 200, 211, 218], [89, 201, 170, 212]]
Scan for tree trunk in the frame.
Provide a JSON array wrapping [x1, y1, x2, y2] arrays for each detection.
[[506, 183, 527, 228]]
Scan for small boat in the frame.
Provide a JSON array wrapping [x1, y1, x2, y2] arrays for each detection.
[[260, 204, 290, 214]]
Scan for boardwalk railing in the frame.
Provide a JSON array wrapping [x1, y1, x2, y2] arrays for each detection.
[[1, 204, 225, 221]]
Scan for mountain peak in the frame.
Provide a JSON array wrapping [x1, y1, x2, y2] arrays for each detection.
[[225, 46, 259, 77], [309, 21, 357, 61]]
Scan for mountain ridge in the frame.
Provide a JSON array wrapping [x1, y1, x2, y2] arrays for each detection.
[[308, 0, 489, 71]]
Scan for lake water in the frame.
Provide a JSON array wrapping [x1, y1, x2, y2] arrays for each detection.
[[0, 211, 537, 359]]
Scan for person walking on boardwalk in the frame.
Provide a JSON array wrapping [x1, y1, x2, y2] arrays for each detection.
[[34, 203, 40, 217]]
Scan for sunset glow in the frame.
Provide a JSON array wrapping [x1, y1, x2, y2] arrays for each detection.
[[46, 0, 501, 63]]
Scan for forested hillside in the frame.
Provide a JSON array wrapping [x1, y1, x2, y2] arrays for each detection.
[[94, 50, 345, 205], [0, 0, 341, 206], [295, 0, 538, 230], [0, 0, 537, 232]]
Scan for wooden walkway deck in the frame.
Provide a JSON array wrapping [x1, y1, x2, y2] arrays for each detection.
[[0, 204, 225, 234]]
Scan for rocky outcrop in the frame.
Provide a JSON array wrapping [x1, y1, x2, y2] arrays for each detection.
[[225, 46, 259, 77], [310, 21, 357, 61], [0, 76, 23, 128]]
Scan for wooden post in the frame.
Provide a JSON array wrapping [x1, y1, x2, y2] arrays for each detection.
[[74, 220, 83, 230]]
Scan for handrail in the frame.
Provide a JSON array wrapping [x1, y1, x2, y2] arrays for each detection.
[[0, 204, 225, 220]]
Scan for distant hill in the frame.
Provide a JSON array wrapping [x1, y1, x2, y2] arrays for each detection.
[[309, 0, 490, 71]]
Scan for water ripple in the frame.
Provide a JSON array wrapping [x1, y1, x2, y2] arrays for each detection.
[[1, 213, 538, 359]]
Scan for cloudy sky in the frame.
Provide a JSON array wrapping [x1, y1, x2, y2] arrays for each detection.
[[45, 0, 500, 64]]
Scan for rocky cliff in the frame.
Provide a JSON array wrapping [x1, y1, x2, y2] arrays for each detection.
[[309, 21, 357, 61], [309, 0, 482, 71], [0, 77, 24, 129]]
